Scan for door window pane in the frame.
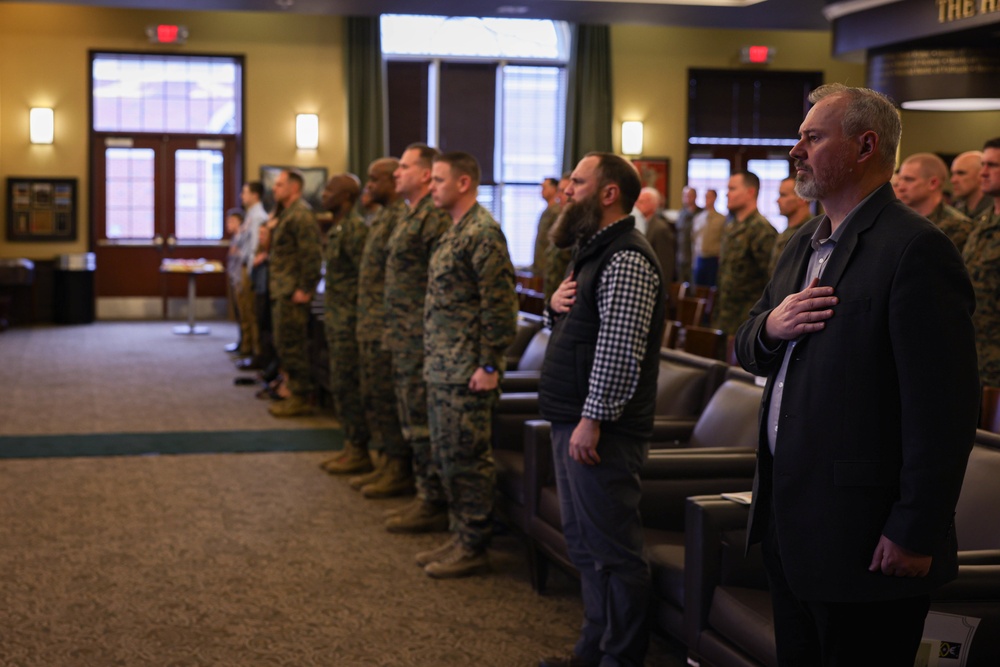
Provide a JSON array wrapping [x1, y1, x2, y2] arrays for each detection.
[[747, 159, 791, 232], [174, 150, 224, 240], [92, 54, 241, 134], [105, 148, 155, 239]]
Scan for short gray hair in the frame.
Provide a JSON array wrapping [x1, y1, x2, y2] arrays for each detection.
[[808, 83, 901, 174]]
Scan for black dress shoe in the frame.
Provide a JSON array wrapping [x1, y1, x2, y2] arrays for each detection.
[[224, 342, 240, 353], [235, 357, 261, 371], [539, 654, 599, 667]]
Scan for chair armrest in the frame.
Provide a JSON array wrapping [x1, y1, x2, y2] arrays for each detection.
[[501, 371, 541, 393], [650, 417, 697, 445], [523, 419, 553, 523], [492, 393, 541, 452], [644, 449, 758, 478], [683, 495, 755, 650], [638, 454, 755, 531], [933, 565, 1000, 600], [957, 549, 1000, 566], [495, 392, 540, 414]]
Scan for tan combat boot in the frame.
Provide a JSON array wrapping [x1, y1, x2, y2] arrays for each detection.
[[349, 452, 387, 490], [384, 500, 449, 533], [268, 394, 314, 417], [361, 457, 415, 499], [415, 534, 460, 567], [424, 544, 490, 578], [383, 497, 422, 519], [320, 441, 373, 475]]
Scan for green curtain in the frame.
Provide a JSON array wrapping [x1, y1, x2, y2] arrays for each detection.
[[346, 16, 385, 178], [562, 24, 613, 173]]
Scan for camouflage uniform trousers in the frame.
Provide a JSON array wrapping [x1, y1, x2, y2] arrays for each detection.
[[391, 345, 446, 503], [359, 339, 407, 457], [271, 298, 314, 397], [237, 265, 259, 356], [427, 383, 499, 551], [324, 316, 369, 449]]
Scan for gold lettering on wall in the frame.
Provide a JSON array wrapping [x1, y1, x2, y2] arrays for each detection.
[[938, 0, 979, 21], [983, 0, 999, 14], [871, 49, 1000, 80]]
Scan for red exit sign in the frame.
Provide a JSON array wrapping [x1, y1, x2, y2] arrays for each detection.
[[740, 45, 774, 64], [146, 24, 189, 44]]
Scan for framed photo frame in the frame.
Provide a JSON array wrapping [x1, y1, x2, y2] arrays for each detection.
[[631, 158, 671, 208], [259, 165, 329, 214], [6, 177, 78, 242]]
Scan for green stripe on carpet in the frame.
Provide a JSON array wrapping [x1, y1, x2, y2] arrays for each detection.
[[0, 429, 343, 459]]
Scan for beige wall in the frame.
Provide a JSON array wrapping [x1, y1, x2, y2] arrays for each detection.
[[0, 2, 346, 260], [3, 3, 993, 262], [611, 24, 867, 207], [898, 110, 999, 159]]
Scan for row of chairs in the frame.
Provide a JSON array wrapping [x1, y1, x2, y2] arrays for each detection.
[[496, 312, 1000, 665]]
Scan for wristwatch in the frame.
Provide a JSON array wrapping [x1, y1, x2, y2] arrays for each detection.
[[483, 365, 496, 374]]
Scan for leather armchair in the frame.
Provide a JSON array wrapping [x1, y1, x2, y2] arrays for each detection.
[[502, 327, 549, 393], [524, 371, 764, 613], [494, 349, 729, 536], [504, 312, 544, 371], [684, 429, 1000, 667]]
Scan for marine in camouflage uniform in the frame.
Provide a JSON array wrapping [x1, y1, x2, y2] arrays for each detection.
[[543, 242, 573, 303], [425, 200, 518, 558], [927, 202, 973, 253], [712, 210, 776, 335], [268, 173, 322, 416], [319, 174, 371, 473], [955, 195, 994, 221], [963, 206, 1000, 388], [383, 191, 451, 505], [353, 198, 409, 478]]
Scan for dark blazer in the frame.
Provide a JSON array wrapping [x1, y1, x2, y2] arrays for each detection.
[[735, 183, 980, 603], [646, 213, 677, 283]]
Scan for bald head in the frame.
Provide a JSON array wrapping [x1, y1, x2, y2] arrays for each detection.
[[951, 151, 984, 202], [635, 187, 660, 219], [365, 157, 400, 207], [322, 173, 361, 222]]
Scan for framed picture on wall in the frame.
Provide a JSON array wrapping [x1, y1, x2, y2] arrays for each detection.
[[5, 177, 78, 241], [631, 158, 670, 208], [259, 166, 329, 214]]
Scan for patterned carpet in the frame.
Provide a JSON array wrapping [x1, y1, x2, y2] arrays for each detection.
[[0, 322, 686, 666]]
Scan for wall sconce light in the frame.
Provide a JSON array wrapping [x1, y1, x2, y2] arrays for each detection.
[[30, 108, 54, 144], [296, 113, 319, 150], [621, 121, 643, 156]]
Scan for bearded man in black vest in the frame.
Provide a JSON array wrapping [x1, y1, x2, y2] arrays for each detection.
[[537, 152, 665, 667]]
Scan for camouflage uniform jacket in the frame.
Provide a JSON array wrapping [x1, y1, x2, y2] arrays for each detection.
[[269, 197, 322, 300], [323, 208, 368, 337], [357, 199, 407, 343], [532, 202, 560, 274], [423, 203, 518, 385], [955, 195, 994, 221], [963, 207, 1000, 387], [928, 202, 973, 253], [543, 243, 573, 303], [383, 193, 451, 352], [712, 210, 776, 335]]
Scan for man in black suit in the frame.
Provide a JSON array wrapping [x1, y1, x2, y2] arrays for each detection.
[[734, 83, 980, 666]]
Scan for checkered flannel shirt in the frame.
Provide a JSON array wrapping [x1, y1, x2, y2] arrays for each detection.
[[546, 222, 661, 422]]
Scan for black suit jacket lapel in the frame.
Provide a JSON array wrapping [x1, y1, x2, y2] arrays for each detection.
[[818, 183, 895, 290]]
